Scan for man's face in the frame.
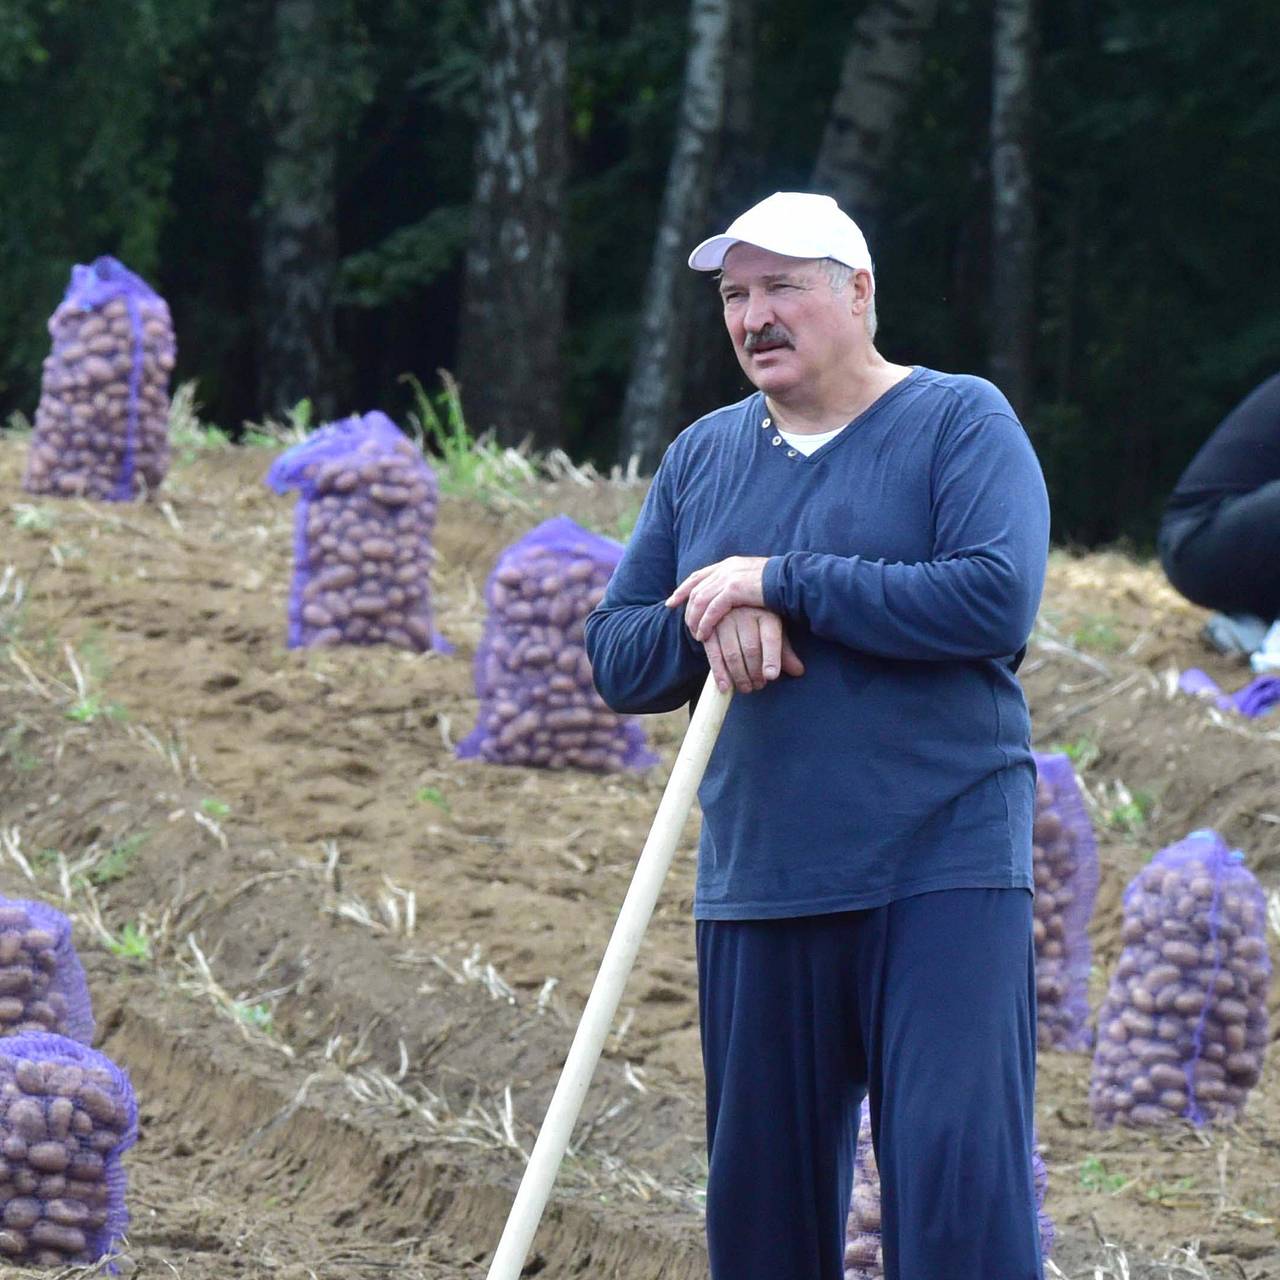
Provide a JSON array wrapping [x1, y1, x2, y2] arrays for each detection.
[[718, 244, 866, 399]]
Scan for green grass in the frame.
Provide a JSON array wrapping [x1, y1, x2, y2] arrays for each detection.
[[402, 370, 533, 504], [1046, 733, 1100, 770], [1070, 615, 1124, 654], [4, 410, 32, 436], [104, 922, 152, 961], [1079, 1155, 1130, 1194], [87, 832, 149, 886], [415, 785, 450, 813], [234, 1001, 274, 1033], [12, 503, 57, 533], [65, 692, 126, 724], [200, 797, 231, 819], [1108, 786, 1155, 834]]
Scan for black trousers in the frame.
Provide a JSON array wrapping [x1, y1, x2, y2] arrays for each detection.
[[697, 889, 1043, 1280]]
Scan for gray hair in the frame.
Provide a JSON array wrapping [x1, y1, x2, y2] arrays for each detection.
[[819, 257, 877, 340]]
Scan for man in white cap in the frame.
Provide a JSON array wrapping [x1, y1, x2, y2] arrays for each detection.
[[586, 191, 1050, 1280]]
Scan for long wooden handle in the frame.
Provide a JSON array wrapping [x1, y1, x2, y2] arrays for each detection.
[[485, 673, 732, 1280]]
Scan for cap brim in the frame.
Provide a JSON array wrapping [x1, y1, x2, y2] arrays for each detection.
[[687, 235, 740, 271]]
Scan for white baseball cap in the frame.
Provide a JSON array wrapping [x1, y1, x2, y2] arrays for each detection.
[[688, 191, 874, 276]]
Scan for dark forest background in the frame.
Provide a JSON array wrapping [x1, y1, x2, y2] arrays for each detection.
[[1, 0, 1277, 545]]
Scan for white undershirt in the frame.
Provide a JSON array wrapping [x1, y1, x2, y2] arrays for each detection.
[[776, 424, 847, 456]]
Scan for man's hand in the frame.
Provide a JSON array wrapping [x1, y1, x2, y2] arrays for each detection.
[[667, 555, 769, 641], [702, 606, 805, 694]]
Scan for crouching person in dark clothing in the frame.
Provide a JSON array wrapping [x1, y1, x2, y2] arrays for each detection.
[[1159, 373, 1280, 641], [585, 191, 1051, 1280]]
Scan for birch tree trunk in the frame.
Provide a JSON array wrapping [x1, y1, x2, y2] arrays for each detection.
[[458, 0, 569, 450], [990, 0, 1037, 416], [617, 0, 732, 474], [810, 0, 940, 235], [259, 0, 344, 419], [681, 0, 759, 426]]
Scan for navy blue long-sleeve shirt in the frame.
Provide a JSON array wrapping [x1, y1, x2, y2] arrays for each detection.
[[585, 367, 1050, 920]]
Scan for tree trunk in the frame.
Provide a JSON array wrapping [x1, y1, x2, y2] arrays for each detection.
[[617, 0, 733, 474], [810, 0, 941, 236], [680, 0, 760, 427], [259, 0, 343, 419], [989, 0, 1037, 417], [458, 0, 569, 451]]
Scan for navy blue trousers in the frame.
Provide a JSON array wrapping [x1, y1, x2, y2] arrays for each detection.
[[696, 889, 1042, 1280]]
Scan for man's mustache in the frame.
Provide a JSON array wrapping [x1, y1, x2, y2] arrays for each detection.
[[744, 325, 793, 352]]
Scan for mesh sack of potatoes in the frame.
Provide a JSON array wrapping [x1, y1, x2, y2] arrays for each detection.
[[23, 256, 175, 502], [842, 1099, 1053, 1279], [457, 516, 658, 771], [0, 900, 93, 1045], [1090, 829, 1271, 1128], [266, 411, 448, 652], [0, 1031, 137, 1267], [1032, 752, 1099, 1051]]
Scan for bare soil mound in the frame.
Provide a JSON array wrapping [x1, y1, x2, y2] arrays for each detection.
[[0, 437, 1277, 1278]]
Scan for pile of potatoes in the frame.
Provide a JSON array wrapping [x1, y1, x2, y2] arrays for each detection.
[[0, 901, 93, 1045], [23, 258, 175, 502], [1090, 830, 1271, 1127], [267, 412, 443, 651], [0, 1033, 136, 1266], [843, 1102, 882, 1280], [458, 517, 656, 771], [1032, 754, 1099, 1051], [843, 1100, 1053, 1278]]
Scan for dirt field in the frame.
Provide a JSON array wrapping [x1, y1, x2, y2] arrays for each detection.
[[0, 434, 1277, 1279]]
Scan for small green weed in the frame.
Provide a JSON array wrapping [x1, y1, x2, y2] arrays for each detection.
[[13, 504, 56, 533], [4, 410, 32, 436], [200, 797, 231, 819], [416, 785, 450, 812], [1108, 784, 1155, 834], [1046, 734, 1100, 770], [1143, 1175, 1195, 1204], [1, 725, 39, 773], [32, 848, 61, 871], [104, 922, 151, 961], [1070, 616, 1124, 654], [402, 370, 533, 504], [1079, 1155, 1129, 1194], [234, 1001, 274, 1033], [241, 398, 313, 447], [65, 693, 126, 724], [87, 833, 149, 886]]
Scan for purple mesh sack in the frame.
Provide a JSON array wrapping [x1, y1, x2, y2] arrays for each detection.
[[1090, 829, 1271, 1128], [23, 256, 175, 502], [843, 1099, 1053, 1278], [457, 516, 658, 771], [0, 900, 94, 1044], [1032, 753, 1100, 1051], [0, 1032, 137, 1267], [265, 411, 447, 652]]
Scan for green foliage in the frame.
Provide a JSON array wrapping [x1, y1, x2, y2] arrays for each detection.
[[65, 693, 126, 725], [234, 1000, 274, 1033], [338, 206, 470, 308], [13, 503, 56, 533], [1108, 785, 1155, 834], [415, 785, 450, 813], [402, 371, 533, 503], [1070, 616, 1124, 654], [1046, 734, 1100, 770], [1079, 1155, 1130, 1194], [104, 922, 152, 962], [200, 797, 231, 819], [88, 833, 149, 886]]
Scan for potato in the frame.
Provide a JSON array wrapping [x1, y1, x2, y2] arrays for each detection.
[[459, 518, 657, 773], [24, 261, 175, 503], [1090, 831, 1271, 1128]]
